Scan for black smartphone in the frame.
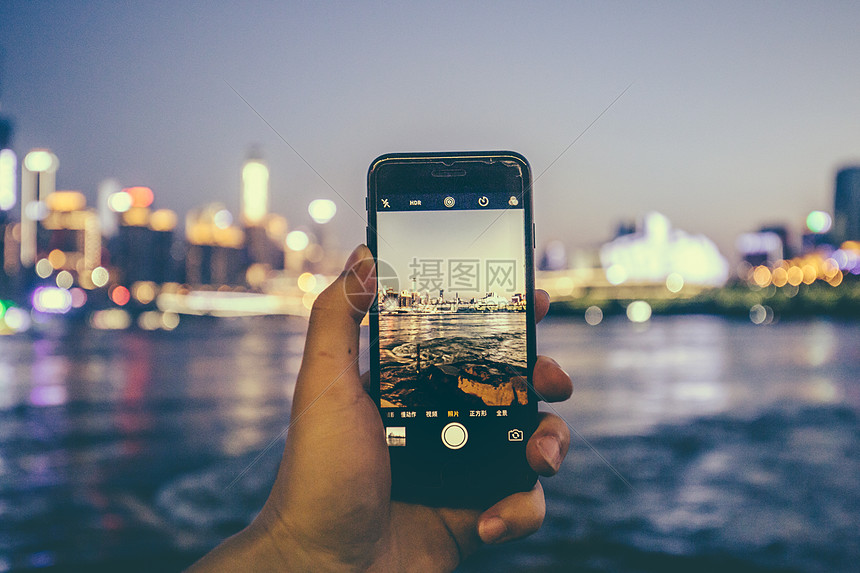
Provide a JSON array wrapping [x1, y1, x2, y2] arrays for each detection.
[[367, 151, 538, 507]]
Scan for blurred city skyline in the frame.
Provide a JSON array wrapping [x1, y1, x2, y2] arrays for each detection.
[[1, 1, 860, 257]]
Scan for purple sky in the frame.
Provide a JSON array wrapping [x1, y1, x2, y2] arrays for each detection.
[[2, 1, 859, 258]]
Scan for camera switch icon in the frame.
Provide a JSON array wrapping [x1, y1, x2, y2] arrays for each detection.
[[507, 428, 524, 442]]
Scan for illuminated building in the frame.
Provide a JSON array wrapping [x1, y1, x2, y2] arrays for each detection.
[[600, 212, 729, 287], [37, 191, 101, 288], [0, 112, 15, 292], [759, 225, 792, 259], [736, 230, 784, 267], [185, 204, 246, 286], [241, 155, 269, 226], [110, 187, 179, 285], [0, 148, 15, 212], [245, 216, 287, 272], [97, 179, 121, 238], [834, 166, 860, 244], [20, 148, 58, 266]]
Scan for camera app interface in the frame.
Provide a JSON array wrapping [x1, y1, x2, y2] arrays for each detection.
[[375, 190, 529, 441]]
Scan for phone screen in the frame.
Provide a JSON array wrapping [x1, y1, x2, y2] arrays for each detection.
[[368, 153, 537, 505]]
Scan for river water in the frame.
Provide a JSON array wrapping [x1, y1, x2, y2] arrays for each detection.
[[0, 314, 858, 571], [379, 312, 527, 408]]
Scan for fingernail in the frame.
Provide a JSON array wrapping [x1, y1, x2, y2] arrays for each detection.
[[479, 517, 507, 544], [344, 245, 364, 272], [537, 436, 562, 472]]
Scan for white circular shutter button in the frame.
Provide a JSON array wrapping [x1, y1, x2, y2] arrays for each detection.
[[441, 422, 468, 449]]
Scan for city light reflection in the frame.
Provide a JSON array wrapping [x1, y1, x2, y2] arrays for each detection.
[[584, 305, 603, 326]]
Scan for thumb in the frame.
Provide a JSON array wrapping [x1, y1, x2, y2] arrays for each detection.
[[292, 245, 376, 410]]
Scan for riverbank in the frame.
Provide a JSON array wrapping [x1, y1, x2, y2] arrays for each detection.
[[550, 278, 860, 319]]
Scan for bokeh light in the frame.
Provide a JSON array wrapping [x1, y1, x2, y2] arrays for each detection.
[[70, 287, 87, 308], [308, 199, 337, 224], [110, 285, 131, 306], [124, 186, 154, 208], [133, 281, 157, 304], [584, 305, 604, 326], [750, 304, 774, 325], [2, 306, 31, 332], [32, 287, 72, 314], [90, 309, 131, 330], [91, 266, 110, 288], [107, 191, 132, 213], [150, 209, 177, 231], [297, 272, 316, 292], [772, 267, 788, 287], [55, 270, 74, 289], [23, 149, 55, 172], [665, 272, 684, 293], [286, 230, 309, 251], [786, 266, 804, 286], [48, 249, 66, 269], [806, 211, 832, 234], [138, 311, 163, 331], [626, 300, 652, 323], [161, 312, 180, 330], [213, 209, 233, 229], [35, 258, 53, 279], [753, 265, 772, 288]]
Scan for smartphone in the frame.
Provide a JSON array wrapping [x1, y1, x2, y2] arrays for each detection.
[[366, 151, 537, 507]]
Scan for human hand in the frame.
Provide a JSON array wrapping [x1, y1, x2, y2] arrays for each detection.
[[189, 244, 573, 572]]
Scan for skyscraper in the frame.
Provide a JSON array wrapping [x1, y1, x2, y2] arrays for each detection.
[[834, 166, 860, 244], [20, 149, 58, 266], [241, 154, 269, 227]]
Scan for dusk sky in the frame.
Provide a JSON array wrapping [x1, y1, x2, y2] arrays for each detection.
[[1, 1, 859, 257]]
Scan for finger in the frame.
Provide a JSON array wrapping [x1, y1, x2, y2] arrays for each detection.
[[532, 355, 573, 402], [292, 244, 376, 409], [477, 481, 546, 544], [526, 412, 570, 476], [534, 289, 550, 324]]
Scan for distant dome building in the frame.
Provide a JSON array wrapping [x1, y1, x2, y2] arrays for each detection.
[[599, 212, 729, 287]]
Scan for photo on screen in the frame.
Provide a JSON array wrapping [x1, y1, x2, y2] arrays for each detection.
[[376, 207, 528, 410]]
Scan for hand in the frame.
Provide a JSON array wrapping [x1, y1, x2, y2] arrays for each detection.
[[189, 245, 573, 572]]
